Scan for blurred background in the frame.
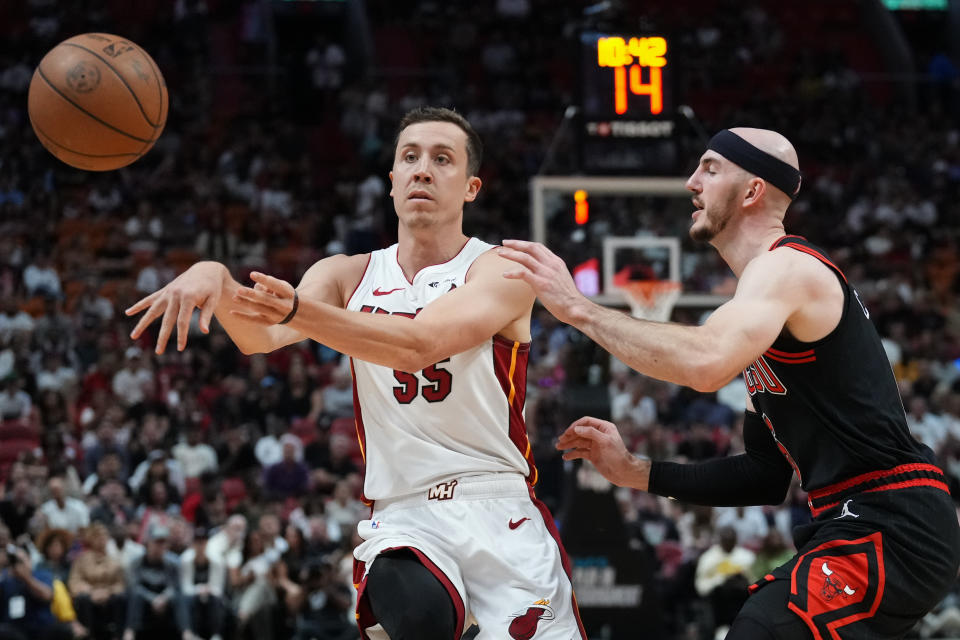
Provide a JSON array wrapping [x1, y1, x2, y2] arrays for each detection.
[[0, 0, 959, 639]]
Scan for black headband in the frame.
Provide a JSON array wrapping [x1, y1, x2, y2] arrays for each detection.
[[706, 129, 801, 200]]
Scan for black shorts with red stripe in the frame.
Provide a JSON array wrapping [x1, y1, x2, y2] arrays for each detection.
[[738, 475, 959, 639]]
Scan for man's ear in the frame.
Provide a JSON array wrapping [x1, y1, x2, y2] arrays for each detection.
[[743, 177, 765, 209], [464, 176, 482, 202], [388, 171, 394, 198]]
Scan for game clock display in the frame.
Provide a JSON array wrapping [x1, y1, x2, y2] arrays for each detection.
[[579, 32, 678, 174]]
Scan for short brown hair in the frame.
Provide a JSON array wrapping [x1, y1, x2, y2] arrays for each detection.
[[394, 107, 483, 177]]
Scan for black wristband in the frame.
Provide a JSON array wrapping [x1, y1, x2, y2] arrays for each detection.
[[278, 290, 299, 325]]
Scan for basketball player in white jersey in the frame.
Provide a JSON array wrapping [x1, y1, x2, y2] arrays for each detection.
[[126, 107, 585, 640]]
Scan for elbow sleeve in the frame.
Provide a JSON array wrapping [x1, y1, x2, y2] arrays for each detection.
[[648, 411, 794, 506]]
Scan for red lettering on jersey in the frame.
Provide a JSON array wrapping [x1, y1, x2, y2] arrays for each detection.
[[359, 305, 422, 317], [755, 357, 786, 394], [743, 356, 787, 396], [358, 303, 451, 403]]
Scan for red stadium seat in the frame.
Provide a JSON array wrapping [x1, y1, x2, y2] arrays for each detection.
[[221, 477, 248, 511], [0, 438, 39, 465], [330, 417, 356, 437], [290, 417, 317, 446], [0, 420, 38, 441]]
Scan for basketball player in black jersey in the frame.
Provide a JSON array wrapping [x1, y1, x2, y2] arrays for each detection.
[[499, 128, 960, 639]]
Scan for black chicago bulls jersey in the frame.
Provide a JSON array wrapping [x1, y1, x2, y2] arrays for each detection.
[[745, 235, 932, 493]]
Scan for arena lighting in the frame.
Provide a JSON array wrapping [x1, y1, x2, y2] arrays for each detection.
[[574, 189, 589, 225]]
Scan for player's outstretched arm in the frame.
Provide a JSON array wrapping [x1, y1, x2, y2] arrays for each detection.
[[126, 255, 360, 355], [556, 416, 652, 489], [230, 249, 535, 372], [501, 239, 804, 392], [557, 406, 794, 506]]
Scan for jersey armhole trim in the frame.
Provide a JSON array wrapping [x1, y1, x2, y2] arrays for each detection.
[[772, 242, 851, 350], [345, 253, 373, 309]]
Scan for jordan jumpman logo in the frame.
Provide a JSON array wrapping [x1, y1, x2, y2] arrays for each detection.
[[835, 499, 859, 519]]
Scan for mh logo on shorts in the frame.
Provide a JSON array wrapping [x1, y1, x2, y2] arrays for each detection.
[[427, 480, 458, 501], [508, 599, 555, 640]]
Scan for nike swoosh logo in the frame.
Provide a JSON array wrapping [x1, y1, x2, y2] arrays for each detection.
[[373, 287, 404, 296], [508, 517, 530, 530]]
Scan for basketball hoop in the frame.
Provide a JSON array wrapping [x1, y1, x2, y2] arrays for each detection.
[[617, 280, 682, 322]]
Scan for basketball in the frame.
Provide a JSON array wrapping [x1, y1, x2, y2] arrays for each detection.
[[27, 33, 168, 172]]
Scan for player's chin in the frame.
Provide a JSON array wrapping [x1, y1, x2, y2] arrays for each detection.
[[689, 220, 714, 243]]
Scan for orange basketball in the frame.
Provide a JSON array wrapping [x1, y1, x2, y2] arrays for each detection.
[[27, 33, 168, 172]]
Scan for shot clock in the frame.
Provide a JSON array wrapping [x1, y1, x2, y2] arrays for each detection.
[[579, 32, 678, 174]]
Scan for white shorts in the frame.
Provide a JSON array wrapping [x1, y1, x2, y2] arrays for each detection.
[[353, 472, 586, 640]]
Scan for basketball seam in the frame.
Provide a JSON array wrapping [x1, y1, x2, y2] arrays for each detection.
[[36, 67, 154, 144], [61, 41, 161, 129], [132, 42, 166, 125], [30, 116, 141, 158]]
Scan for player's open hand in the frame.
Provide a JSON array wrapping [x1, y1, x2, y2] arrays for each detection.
[[125, 261, 227, 354], [230, 272, 297, 325], [498, 239, 587, 325], [556, 416, 649, 490]]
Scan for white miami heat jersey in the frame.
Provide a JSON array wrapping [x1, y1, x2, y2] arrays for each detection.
[[346, 237, 536, 502]]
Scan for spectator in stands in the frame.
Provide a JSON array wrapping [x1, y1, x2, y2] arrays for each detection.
[[262, 434, 308, 499], [177, 526, 226, 640], [216, 424, 259, 479], [0, 524, 72, 640], [752, 528, 795, 580], [257, 514, 288, 558], [292, 557, 355, 640], [112, 347, 154, 410], [281, 523, 309, 584], [34, 354, 76, 401], [110, 521, 145, 574], [305, 516, 338, 559], [73, 280, 114, 326], [172, 426, 218, 481], [205, 514, 246, 571], [0, 373, 31, 421], [33, 296, 73, 354], [135, 480, 182, 541], [82, 451, 126, 496], [86, 179, 122, 215], [123, 523, 180, 640], [0, 297, 35, 343], [280, 360, 322, 422], [231, 529, 280, 639], [713, 505, 769, 550], [318, 364, 353, 420], [89, 478, 134, 528], [83, 421, 129, 480], [694, 526, 756, 638], [69, 522, 126, 640], [907, 395, 948, 452], [39, 476, 89, 534], [22, 252, 61, 300], [324, 480, 364, 541], [129, 450, 184, 500], [34, 528, 72, 583], [253, 412, 286, 468], [0, 477, 36, 539]]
